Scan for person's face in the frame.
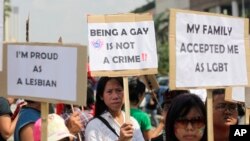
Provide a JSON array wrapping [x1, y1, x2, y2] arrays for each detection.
[[213, 94, 238, 127], [174, 107, 205, 141], [102, 79, 124, 113]]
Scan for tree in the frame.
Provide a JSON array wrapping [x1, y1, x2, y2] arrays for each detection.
[[157, 42, 168, 75], [132, 2, 170, 75], [154, 13, 169, 75]]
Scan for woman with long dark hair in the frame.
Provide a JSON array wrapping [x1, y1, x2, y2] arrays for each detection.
[[165, 93, 207, 141], [85, 77, 144, 141]]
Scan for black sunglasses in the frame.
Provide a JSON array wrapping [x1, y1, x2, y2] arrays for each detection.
[[175, 117, 205, 129]]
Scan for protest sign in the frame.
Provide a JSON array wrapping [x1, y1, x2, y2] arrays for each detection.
[[169, 9, 250, 141], [88, 13, 158, 122], [0, 42, 87, 105], [169, 9, 249, 89], [0, 0, 3, 71], [189, 89, 207, 102], [87, 14, 158, 76], [225, 87, 245, 103]]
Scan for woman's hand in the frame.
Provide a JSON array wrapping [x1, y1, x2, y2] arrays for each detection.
[[66, 111, 83, 135], [118, 121, 134, 141]]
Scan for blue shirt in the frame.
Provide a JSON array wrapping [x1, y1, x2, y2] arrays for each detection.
[[14, 107, 40, 141]]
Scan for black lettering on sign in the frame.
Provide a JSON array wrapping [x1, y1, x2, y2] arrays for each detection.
[[121, 29, 127, 36], [227, 44, 239, 54], [16, 51, 28, 58], [17, 78, 23, 85], [187, 23, 200, 34], [195, 63, 204, 72], [30, 52, 58, 60], [103, 57, 110, 64], [106, 42, 135, 50], [206, 62, 228, 72], [33, 65, 42, 72], [202, 25, 232, 36], [130, 28, 149, 35], [25, 78, 57, 87], [90, 29, 118, 36], [112, 55, 140, 64]]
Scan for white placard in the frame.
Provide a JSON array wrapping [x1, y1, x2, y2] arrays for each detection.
[[0, 0, 3, 71], [189, 89, 207, 102], [88, 21, 158, 71], [7, 45, 77, 101], [232, 87, 245, 102], [176, 12, 247, 87]]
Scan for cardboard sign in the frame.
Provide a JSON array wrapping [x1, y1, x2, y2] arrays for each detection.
[[169, 9, 249, 89], [0, 0, 3, 71], [0, 42, 87, 105], [189, 89, 207, 102], [225, 87, 245, 103], [87, 14, 158, 77]]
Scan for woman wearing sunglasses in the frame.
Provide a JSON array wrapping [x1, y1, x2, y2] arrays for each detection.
[[165, 93, 207, 141]]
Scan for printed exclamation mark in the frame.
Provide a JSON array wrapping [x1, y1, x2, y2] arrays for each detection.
[[144, 53, 147, 61], [141, 53, 145, 61]]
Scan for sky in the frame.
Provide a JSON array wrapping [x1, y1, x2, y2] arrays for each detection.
[[9, 0, 150, 45]]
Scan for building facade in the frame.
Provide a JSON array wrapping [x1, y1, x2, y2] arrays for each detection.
[[156, 0, 250, 17]]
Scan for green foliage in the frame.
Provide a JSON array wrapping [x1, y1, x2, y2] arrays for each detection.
[[154, 13, 169, 75], [157, 42, 169, 75], [154, 12, 169, 44], [131, 1, 155, 13]]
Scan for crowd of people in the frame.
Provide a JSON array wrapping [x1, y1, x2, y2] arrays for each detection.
[[0, 76, 246, 141]]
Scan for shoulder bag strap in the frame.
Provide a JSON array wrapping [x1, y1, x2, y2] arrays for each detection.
[[97, 116, 119, 137]]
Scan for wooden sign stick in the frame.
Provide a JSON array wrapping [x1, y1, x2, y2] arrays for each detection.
[[41, 102, 49, 141], [123, 76, 132, 141], [206, 89, 214, 141], [245, 108, 250, 124], [59, 37, 82, 141], [24, 15, 49, 141], [123, 77, 130, 121]]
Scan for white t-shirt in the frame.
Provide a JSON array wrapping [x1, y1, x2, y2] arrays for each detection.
[[85, 111, 144, 141]]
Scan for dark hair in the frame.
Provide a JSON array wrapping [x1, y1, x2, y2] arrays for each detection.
[[94, 77, 123, 117], [86, 86, 95, 109], [165, 93, 207, 141], [129, 79, 146, 104], [237, 103, 245, 116], [212, 89, 225, 96], [25, 100, 37, 103], [163, 89, 189, 106]]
